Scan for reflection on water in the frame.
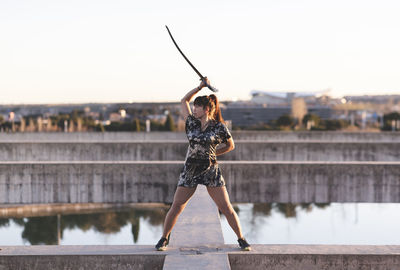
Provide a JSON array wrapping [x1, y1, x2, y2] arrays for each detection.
[[0, 204, 169, 245], [251, 202, 330, 218], [221, 203, 400, 245], [3, 202, 399, 246]]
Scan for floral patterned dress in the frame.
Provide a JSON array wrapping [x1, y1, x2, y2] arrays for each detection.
[[177, 113, 232, 188]]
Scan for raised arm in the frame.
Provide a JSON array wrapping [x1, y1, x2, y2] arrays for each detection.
[[180, 78, 210, 121]]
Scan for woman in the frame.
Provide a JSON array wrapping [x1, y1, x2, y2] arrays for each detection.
[[155, 78, 251, 251]]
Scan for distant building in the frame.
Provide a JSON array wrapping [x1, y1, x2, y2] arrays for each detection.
[[343, 94, 400, 105], [109, 113, 123, 122], [250, 89, 331, 106], [147, 114, 167, 122], [222, 90, 332, 127], [222, 106, 292, 126]]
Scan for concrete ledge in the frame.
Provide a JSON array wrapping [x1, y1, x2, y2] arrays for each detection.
[[223, 161, 400, 203], [0, 255, 165, 270], [224, 141, 400, 161], [0, 245, 164, 255], [164, 254, 230, 270], [228, 245, 400, 270], [1, 161, 400, 204], [2, 141, 400, 161], [0, 202, 168, 218], [230, 131, 400, 142], [0, 131, 399, 142], [164, 185, 231, 270], [169, 185, 225, 247], [3, 243, 399, 256], [0, 161, 181, 204], [2, 244, 400, 270], [0, 246, 165, 270]]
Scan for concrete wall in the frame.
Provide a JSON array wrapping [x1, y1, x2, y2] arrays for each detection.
[[231, 131, 400, 142], [0, 142, 188, 161], [229, 253, 400, 270], [228, 245, 400, 270], [1, 162, 400, 204], [2, 142, 400, 161], [0, 162, 179, 204], [0, 254, 164, 270], [1, 131, 400, 141], [224, 162, 400, 203], [223, 142, 400, 161], [0, 246, 165, 270], [0, 202, 168, 218]]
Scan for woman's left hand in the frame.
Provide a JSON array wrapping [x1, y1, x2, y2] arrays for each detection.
[[199, 77, 210, 89]]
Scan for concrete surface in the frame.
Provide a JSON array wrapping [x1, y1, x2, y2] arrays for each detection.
[[0, 254, 164, 270], [222, 141, 400, 161], [0, 161, 180, 204], [169, 185, 225, 247], [228, 245, 400, 270], [223, 161, 400, 203], [2, 141, 400, 161], [0, 202, 168, 218], [164, 254, 230, 270], [2, 244, 400, 270], [163, 185, 231, 270], [0, 161, 400, 204], [0, 246, 165, 270]]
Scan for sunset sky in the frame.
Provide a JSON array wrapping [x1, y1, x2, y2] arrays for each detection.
[[1, 0, 399, 104]]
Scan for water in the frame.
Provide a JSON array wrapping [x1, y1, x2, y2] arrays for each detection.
[[221, 203, 400, 245], [2, 203, 400, 245], [0, 204, 168, 245]]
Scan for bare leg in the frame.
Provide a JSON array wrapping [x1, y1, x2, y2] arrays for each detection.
[[207, 186, 243, 239], [162, 186, 197, 238]]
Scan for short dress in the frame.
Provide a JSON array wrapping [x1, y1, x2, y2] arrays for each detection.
[[177, 113, 233, 188]]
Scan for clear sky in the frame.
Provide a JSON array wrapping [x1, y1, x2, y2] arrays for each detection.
[[0, 0, 399, 104]]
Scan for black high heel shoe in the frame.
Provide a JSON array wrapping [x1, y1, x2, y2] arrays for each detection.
[[155, 233, 170, 251], [238, 237, 251, 251]]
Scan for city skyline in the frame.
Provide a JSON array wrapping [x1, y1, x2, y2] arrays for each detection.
[[1, 0, 399, 104]]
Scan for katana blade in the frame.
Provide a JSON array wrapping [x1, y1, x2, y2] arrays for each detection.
[[165, 25, 218, 92]]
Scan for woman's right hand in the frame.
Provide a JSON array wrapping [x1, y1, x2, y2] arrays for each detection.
[[198, 77, 210, 89]]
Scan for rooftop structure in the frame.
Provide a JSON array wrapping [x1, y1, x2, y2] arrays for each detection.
[[250, 89, 331, 106]]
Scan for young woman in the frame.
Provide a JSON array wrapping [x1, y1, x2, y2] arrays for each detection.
[[155, 78, 251, 251]]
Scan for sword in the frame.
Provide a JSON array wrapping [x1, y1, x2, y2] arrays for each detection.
[[165, 25, 218, 92]]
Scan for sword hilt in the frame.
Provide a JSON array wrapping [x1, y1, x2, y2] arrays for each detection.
[[200, 77, 219, 92], [206, 84, 219, 92]]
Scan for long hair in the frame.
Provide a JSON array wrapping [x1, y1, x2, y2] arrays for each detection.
[[193, 94, 225, 123]]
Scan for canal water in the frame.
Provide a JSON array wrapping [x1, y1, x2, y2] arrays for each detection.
[[0, 205, 167, 245], [1, 203, 399, 245], [221, 203, 400, 245]]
